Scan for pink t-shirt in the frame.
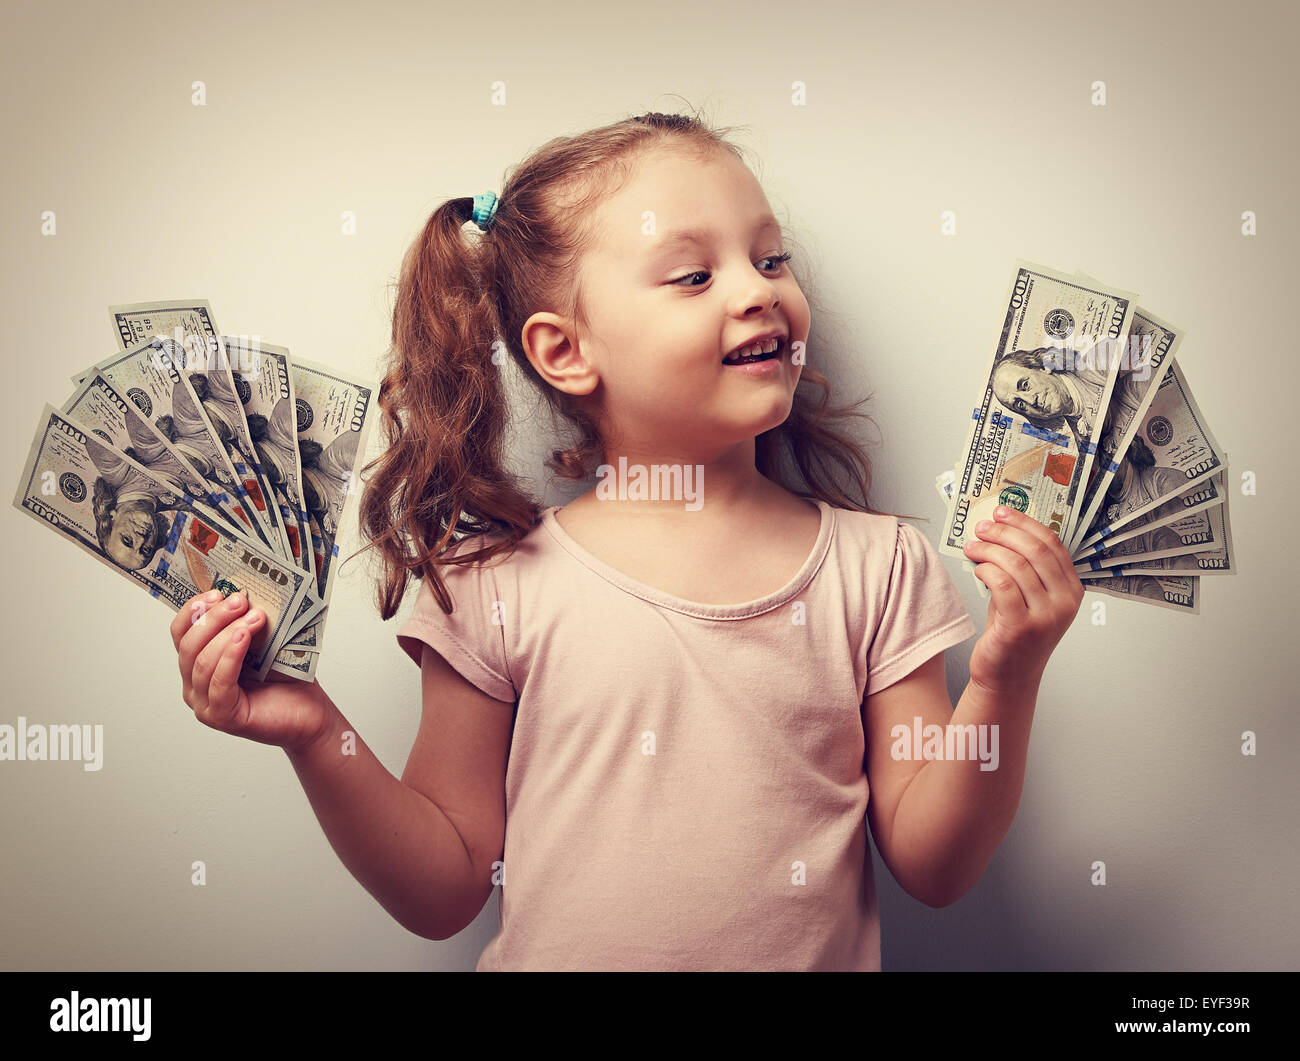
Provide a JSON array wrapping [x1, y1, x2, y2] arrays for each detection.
[[396, 498, 976, 971]]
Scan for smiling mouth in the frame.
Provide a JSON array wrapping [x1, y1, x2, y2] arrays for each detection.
[[722, 339, 784, 365]]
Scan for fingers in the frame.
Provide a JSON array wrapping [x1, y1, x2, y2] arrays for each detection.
[[971, 508, 1078, 594], [972, 560, 1030, 623], [1007, 507, 1082, 589], [177, 590, 264, 721], [981, 511, 1067, 585], [192, 603, 263, 697], [199, 622, 256, 730], [964, 528, 1049, 611], [178, 590, 248, 688], [170, 589, 225, 652], [192, 600, 261, 676]]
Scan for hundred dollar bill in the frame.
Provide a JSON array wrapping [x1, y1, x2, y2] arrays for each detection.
[[101, 313, 324, 647], [1075, 495, 1233, 572], [1072, 360, 1226, 551], [271, 646, 319, 681], [1071, 467, 1226, 557], [13, 405, 315, 680], [221, 337, 313, 578], [935, 466, 991, 597], [283, 594, 324, 652], [280, 590, 324, 652], [304, 512, 335, 633], [61, 372, 249, 539], [173, 335, 297, 566], [1064, 288, 1182, 555], [306, 509, 325, 585], [79, 336, 277, 555], [1081, 573, 1199, 613], [217, 336, 326, 653], [1080, 554, 1231, 578], [282, 594, 323, 650], [291, 356, 377, 612], [110, 299, 221, 356], [940, 261, 1140, 561], [72, 299, 222, 388], [106, 312, 286, 560], [280, 579, 326, 645]]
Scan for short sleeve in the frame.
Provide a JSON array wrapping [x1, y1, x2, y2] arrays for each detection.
[[865, 520, 977, 697], [396, 539, 518, 703]]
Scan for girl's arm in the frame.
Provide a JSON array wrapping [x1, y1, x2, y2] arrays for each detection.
[[284, 652, 512, 941], [864, 506, 1083, 907], [172, 590, 511, 941], [864, 652, 1038, 907]]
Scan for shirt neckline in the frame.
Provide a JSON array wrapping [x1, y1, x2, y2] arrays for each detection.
[[539, 498, 836, 620]]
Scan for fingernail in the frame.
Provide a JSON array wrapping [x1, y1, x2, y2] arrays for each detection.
[[245, 610, 263, 627], [229, 592, 246, 608], [204, 589, 223, 603], [995, 506, 1010, 518], [976, 520, 992, 533]]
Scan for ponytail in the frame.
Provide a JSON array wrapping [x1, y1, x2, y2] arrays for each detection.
[[358, 197, 540, 619]]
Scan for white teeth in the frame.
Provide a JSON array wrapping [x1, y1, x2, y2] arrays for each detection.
[[724, 337, 782, 363]]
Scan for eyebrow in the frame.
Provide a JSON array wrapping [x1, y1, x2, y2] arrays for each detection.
[[653, 216, 783, 252]]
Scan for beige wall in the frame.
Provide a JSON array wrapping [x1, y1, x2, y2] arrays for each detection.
[[1, 0, 1295, 970]]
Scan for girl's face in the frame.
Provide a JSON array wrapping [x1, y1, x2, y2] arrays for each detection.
[[540, 148, 811, 460]]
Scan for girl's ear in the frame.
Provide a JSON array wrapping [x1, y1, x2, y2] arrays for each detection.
[[521, 313, 599, 397]]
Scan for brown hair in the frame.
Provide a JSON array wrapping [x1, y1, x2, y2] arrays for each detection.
[[356, 104, 916, 620]]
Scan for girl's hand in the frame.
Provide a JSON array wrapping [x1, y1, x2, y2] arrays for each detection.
[[962, 506, 1085, 693], [170, 590, 333, 752]]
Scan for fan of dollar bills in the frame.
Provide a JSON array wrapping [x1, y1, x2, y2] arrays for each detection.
[[13, 301, 376, 681], [935, 262, 1235, 614]]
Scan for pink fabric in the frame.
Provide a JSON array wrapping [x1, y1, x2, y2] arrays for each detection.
[[396, 499, 976, 971]]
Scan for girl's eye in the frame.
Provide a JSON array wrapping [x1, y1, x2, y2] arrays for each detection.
[[671, 270, 710, 287], [759, 251, 793, 271], [670, 251, 793, 286]]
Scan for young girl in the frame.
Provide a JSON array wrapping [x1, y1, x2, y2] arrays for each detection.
[[169, 110, 1085, 971]]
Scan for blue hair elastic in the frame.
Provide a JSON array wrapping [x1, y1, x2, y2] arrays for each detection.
[[471, 191, 499, 231]]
